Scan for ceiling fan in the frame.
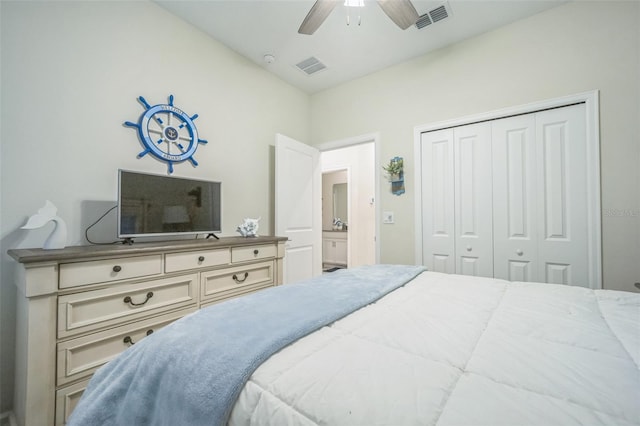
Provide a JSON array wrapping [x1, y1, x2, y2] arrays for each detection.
[[298, 0, 419, 35]]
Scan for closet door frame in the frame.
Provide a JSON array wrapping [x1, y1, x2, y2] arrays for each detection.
[[413, 90, 602, 289]]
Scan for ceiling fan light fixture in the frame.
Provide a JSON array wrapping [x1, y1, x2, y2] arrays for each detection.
[[298, 0, 418, 34], [344, 0, 364, 7], [344, 0, 364, 26]]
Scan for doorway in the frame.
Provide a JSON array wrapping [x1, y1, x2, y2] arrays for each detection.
[[319, 135, 378, 270]]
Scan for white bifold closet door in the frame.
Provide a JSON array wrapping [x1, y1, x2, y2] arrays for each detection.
[[491, 113, 537, 281], [492, 105, 589, 284], [454, 123, 493, 277], [420, 128, 456, 273], [421, 103, 590, 286], [420, 123, 493, 276]]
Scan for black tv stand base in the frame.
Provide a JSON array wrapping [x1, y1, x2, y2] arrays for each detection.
[[206, 233, 219, 240], [121, 238, 134, 245]]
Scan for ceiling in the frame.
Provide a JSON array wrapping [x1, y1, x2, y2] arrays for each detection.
[[155, 0, 566, 94]]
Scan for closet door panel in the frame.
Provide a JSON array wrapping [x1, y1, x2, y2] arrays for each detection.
[[507, 261, 532, 282], [492, 114, 538, 282], [421, 129, 455, 273], [536, 104, 589, 286], [454, 123, 493, 277]]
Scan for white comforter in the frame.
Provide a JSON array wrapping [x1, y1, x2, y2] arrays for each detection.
[[229, 272, 640, 426]]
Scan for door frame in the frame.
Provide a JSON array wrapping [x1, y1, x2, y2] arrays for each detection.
[[413, 90, 601, 288], [317, 132, 381, 264]]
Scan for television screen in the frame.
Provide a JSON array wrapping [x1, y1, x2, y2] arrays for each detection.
[[118, 170, 221, 238]]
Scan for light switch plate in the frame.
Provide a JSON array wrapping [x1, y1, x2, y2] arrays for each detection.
[[383, 211, 394, 224]]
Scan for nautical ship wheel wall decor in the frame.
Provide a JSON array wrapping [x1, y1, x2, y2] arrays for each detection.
[[125, 94, 208, 174]]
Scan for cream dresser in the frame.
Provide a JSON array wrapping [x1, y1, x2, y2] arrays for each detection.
[[8, 236, 287, 426]]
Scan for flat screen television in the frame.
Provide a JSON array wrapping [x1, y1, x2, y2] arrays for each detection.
[[117, 170, 222, 239]]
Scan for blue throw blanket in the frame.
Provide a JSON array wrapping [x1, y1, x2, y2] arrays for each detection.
[[68, 264, 426, 426]]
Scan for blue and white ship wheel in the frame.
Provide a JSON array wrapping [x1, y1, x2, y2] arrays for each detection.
[[125, 95, 207, 174]]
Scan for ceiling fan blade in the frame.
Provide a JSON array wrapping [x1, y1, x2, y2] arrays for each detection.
[[376, 0, 419, 30], [298, 0, 341, 35]]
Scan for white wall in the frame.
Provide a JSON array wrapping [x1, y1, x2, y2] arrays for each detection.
[[0, 0, 310, 412], [310, 1, 640, 293]]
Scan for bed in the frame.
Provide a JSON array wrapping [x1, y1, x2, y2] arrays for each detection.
[[69, 265, 640, 426]]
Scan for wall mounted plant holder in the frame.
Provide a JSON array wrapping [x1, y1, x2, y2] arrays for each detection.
[[383, 156, 405, 195]]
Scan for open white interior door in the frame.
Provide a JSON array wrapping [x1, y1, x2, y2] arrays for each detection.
[[275, 134, 322, 283]]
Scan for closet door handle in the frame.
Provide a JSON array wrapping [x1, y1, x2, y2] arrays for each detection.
[[516, 249, 523, 256], [466, 245, 472, 252]]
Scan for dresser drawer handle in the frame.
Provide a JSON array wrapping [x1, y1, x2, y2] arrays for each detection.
[[123, 329, 154, 346], [253, 249, 259, 256], [112, 265, 122, 273], [124, 292, 154, 307], [198, 256, 205, 262], [232, 272, 249, 283]]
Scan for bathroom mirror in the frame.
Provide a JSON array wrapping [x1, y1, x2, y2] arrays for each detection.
[[333, 183, 348, 227]]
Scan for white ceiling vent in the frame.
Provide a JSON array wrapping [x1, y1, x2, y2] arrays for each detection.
[[416, 2, 452, 29], [295, 56, 327, 75]]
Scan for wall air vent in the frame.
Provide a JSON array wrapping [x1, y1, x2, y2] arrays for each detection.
[[295, 56, 327, 75], [416, 2, 451, 29]]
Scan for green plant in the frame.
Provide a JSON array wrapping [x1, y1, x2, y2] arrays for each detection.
[[383, 157, 403, 176]]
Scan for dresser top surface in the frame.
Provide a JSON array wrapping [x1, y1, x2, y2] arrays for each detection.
[[8, 236, 288, 264]]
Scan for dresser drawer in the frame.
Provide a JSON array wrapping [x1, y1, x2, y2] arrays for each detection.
[[55, 380, 88, 426], [59, 255, 162, 289], [165, 248, 230, 273], [56, 307, 195, 386], [201, 261, 274, 300], [58, 273, 197, 338], [231, 244, 277, 263]]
